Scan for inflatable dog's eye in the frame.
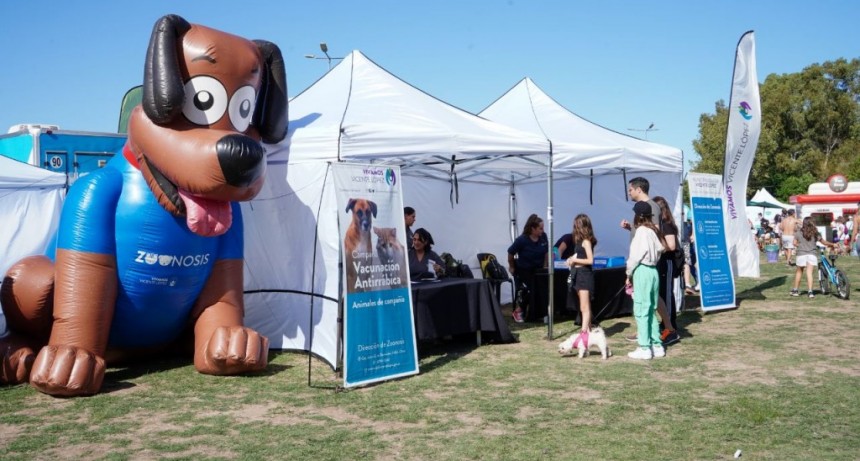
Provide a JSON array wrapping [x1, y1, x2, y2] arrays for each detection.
[[182, 76, 228, 125], [228, 85, 256, 132]]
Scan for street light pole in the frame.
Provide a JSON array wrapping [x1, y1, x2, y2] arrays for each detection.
[[304, 42, 344, 70], [627, 122, 659, 140]]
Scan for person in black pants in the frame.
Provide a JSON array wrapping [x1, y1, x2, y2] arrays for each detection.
[[507, 213, 548, 323], [653, 196, 680, 345]]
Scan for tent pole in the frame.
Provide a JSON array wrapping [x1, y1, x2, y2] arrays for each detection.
[[509, 176, 517, 241], [546, 143, 554, 340]]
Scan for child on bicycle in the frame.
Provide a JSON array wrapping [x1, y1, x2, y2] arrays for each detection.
[[791, 217, 838, 298]]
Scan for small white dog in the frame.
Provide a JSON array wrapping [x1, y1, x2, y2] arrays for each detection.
[[558, 326, 611, 360]]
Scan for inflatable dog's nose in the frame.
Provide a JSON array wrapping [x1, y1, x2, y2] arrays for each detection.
[[216, 134, 265, 187]]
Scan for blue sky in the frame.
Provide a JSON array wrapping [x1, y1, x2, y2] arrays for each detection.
[[2, 1, 857, 170]]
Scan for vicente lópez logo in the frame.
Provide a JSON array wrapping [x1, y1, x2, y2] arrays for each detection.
[[384, 168, 396, 186], [738, 101, 753, 120]]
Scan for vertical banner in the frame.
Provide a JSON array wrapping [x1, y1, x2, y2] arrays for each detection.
[[688, 173, 736, 312], [333, 164, 419, 387], [722, 30, 761, 278]]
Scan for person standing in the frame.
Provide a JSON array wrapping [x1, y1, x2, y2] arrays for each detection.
[[619, 177, 678, 344], [851, 203, 860, 256], [554, 233, 575, 260], [838, 215, 851, 253], [653, 196, 681, 345], [565, 214, 597, 333], [404, 206, 416, 249], [682, 218, 699, 294], [620, 177, 660, 231], [790, 217, 838, 298], [507, 214, 549, 323], [779, 209, 798, 266], [625, 201, 667, 360]]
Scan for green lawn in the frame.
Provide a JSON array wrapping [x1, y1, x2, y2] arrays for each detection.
[[1, 252, 858, 460]]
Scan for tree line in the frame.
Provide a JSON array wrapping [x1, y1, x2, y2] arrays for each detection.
[[691, 57, 860, 202]]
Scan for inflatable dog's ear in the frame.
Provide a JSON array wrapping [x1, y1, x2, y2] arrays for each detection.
[[142, 14, 191, 124], [252, 40, 288, 144]]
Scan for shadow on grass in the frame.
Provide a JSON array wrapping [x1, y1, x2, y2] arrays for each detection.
[[100, 351, 294, 394], [736, 275, 789, 302], [417, 336, 479, 374]]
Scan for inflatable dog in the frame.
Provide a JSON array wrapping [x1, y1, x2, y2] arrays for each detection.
[[0, 14, 287, 396]]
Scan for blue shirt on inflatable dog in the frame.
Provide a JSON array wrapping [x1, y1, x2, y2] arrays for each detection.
[[49, 153, 243, 348]]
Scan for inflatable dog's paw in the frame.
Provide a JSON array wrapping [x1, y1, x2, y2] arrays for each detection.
[[198, 326, 269, 375], [0, 342, 36, 384], [30, 345, 105, 396]]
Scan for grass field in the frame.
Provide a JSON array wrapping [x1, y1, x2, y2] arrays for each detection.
[[1, 252, 859, 460]]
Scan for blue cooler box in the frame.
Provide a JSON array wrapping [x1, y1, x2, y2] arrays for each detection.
[[593, 256, 625, 269]]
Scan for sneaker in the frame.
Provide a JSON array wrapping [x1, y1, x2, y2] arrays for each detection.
[[790, 289, 799, 297], [512, 310, 524, 323], [652, 345, 666, 358], [625, 334, 638, 342], [661, 330, 680, 346], [627, 347, 653, 360], [808, 291, 815, 299]]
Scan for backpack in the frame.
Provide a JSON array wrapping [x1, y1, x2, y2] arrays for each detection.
[[479, 254, 509, 281], [439, 252, 461, 278]]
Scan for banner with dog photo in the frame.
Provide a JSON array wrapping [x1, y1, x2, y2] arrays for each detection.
[[333, 163, 419, 387], [687, 172, 736, 312]]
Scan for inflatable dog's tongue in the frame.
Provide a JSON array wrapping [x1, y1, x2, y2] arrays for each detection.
[[179, 190, 232, 237]]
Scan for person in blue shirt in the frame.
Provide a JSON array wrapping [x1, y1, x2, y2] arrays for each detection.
[[507, 214, 548, 322]]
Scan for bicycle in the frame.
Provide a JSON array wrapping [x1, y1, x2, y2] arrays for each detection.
[[817, 248, 850, 300]]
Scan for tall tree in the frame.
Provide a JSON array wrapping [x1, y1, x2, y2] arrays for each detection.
[[691, 58, 860, 202]]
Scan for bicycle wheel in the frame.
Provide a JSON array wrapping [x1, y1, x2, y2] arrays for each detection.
[[835, 270, 850, 300], [818, 264, 831, 295]]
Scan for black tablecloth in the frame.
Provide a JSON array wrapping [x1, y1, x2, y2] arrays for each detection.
[[411, 278, 516, 343], [531, 267, 632, 323]]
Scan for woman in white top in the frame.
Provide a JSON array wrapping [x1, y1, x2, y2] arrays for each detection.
[[625, 201, 667, 360]]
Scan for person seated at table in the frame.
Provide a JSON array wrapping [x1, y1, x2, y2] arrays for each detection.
[[408, 228, 445, 280], [554, 233, 575, 260], [507, 213, 549, 323], [564, 214, 597, 333]]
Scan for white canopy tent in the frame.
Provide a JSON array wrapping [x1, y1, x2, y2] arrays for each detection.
[[241, 51, 553, 368], [750, 188, 791, 209], [748, 188, 791, 223], [242, 55, 685, 369], [0, 156, 66, 334], [479, 78, 685, 262]]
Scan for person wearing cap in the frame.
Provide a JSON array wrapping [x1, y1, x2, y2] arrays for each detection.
[[620, 177, 679, 345], [625, 201, 667, 360]]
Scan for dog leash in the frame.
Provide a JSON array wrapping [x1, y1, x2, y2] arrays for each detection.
[[572, 284, 627, 348], [592, 284, 628, 326]]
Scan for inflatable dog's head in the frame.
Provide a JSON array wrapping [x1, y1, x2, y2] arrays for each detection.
[[128, 14, 287, 237]]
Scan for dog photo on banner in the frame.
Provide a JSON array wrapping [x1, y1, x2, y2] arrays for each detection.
[[333, 164, 419, 388]]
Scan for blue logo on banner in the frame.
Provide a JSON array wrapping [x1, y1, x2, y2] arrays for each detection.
[[691, 197, 735, 310], [344, 287, 417, 386]]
